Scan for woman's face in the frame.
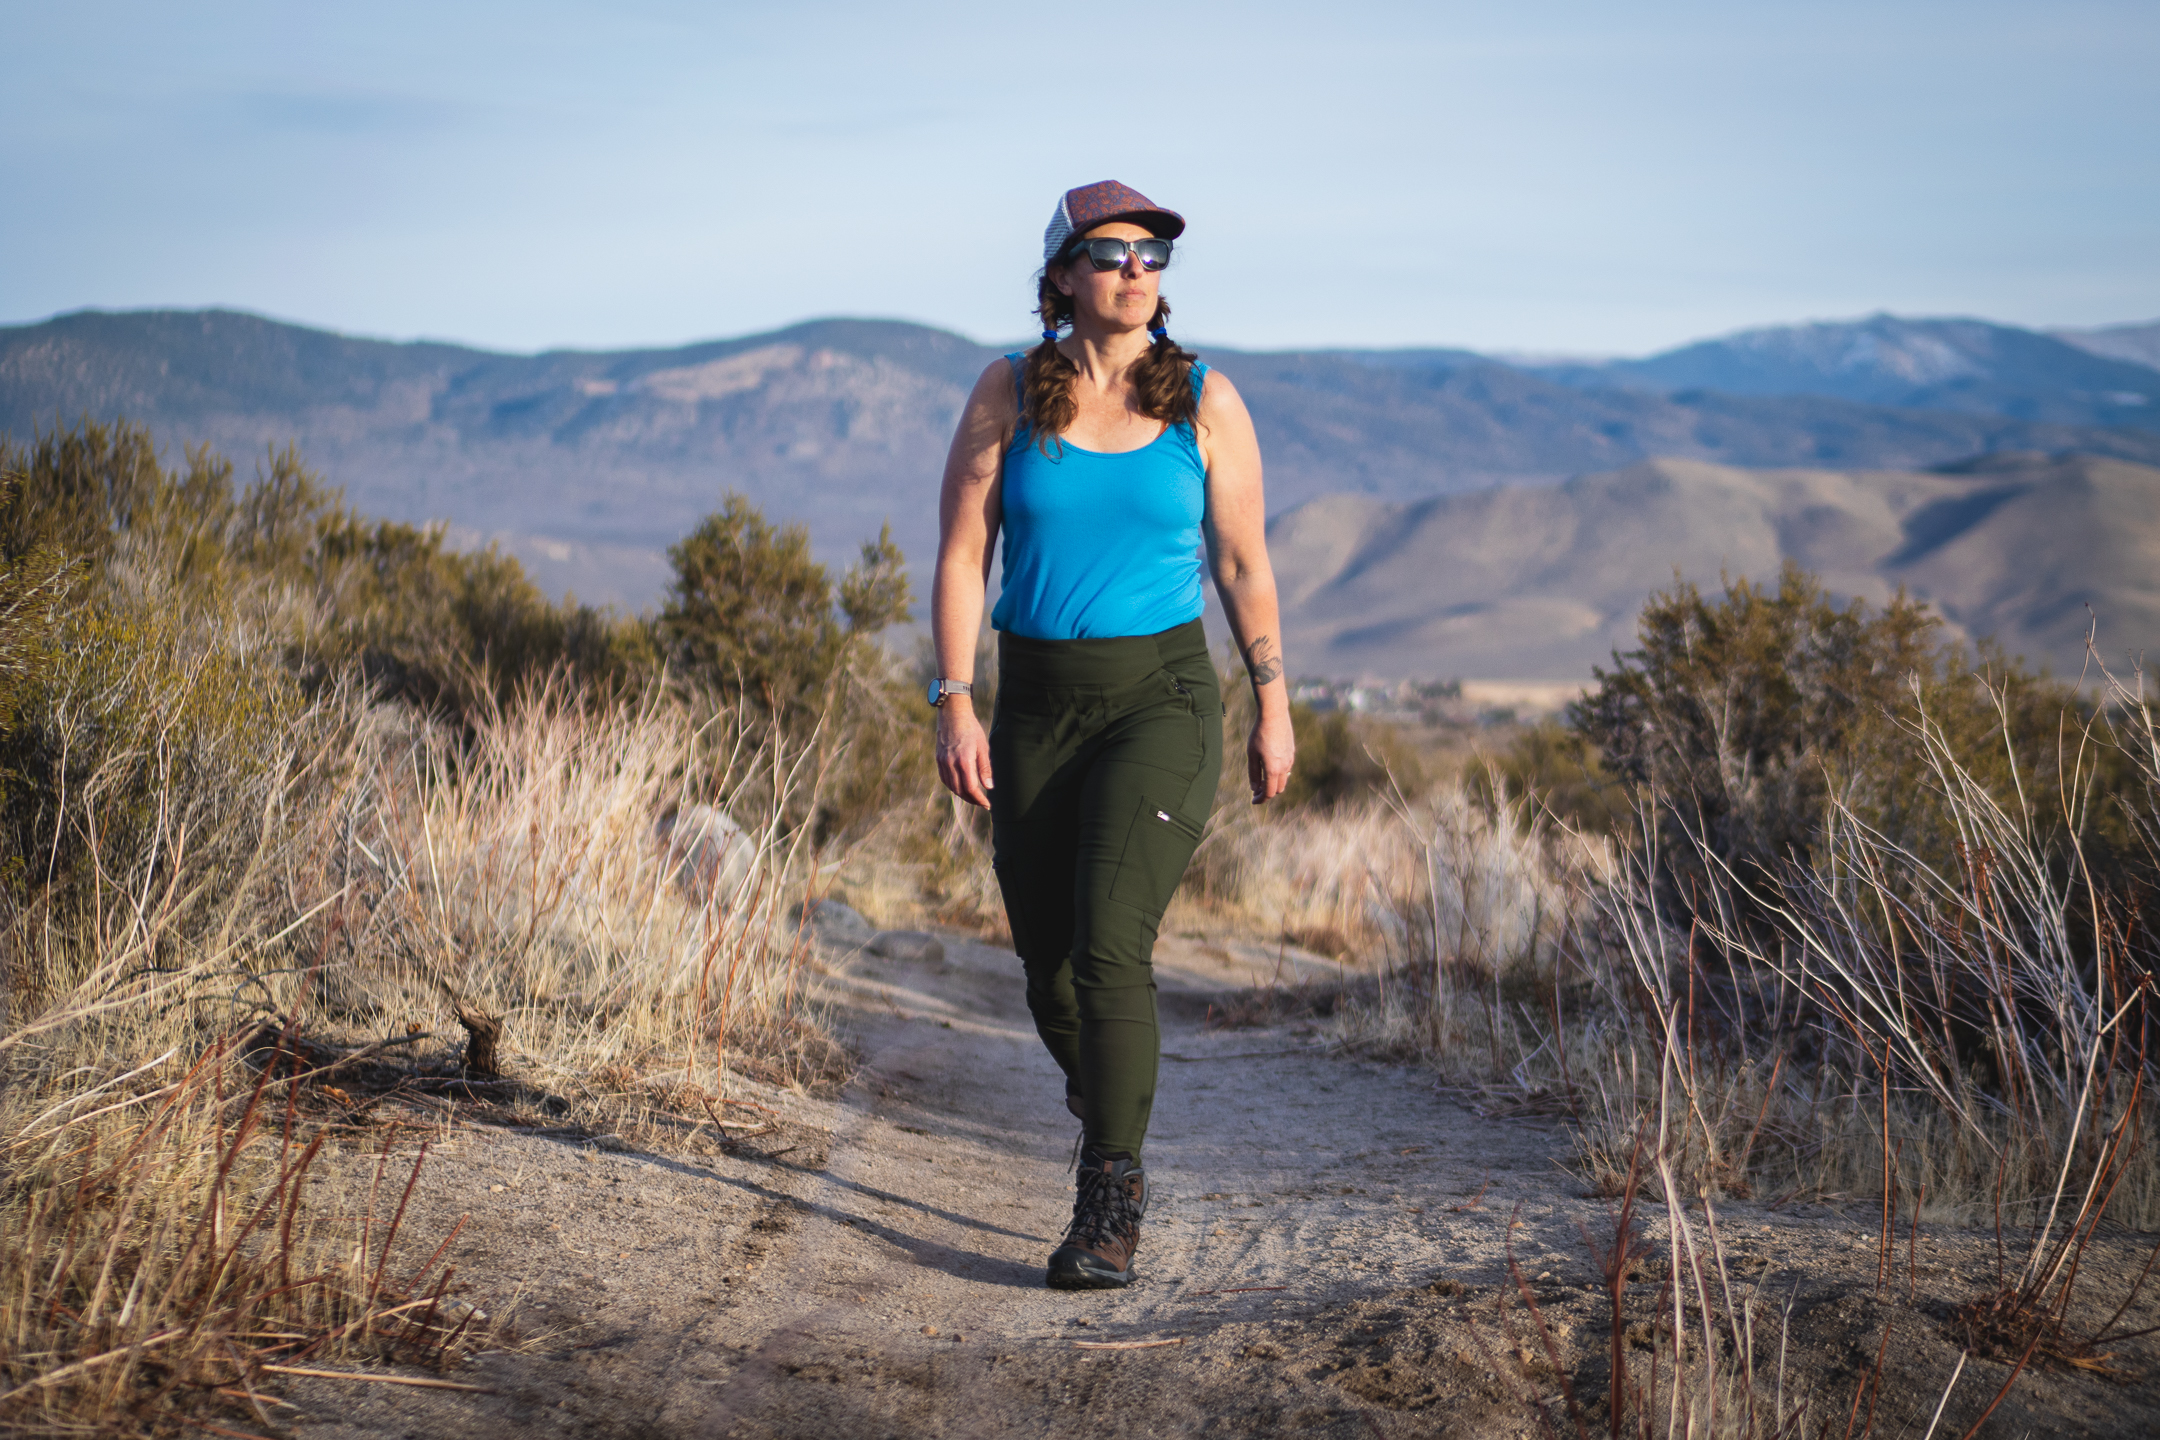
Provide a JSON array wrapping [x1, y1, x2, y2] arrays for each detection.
[[1052, 221, 1163, 332]]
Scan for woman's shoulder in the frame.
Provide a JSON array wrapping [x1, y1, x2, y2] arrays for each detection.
[[966, 356, 1023, 420], [1191, 359, 1246, 419]]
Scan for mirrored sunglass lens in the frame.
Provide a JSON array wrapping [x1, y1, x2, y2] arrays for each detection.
[[1135, 240, 1172, 270], [1083, 239, 1129, 269]]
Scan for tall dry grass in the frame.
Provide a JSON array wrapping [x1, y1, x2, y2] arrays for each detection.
[[304, 688, 842, 1091], [1188, 665, 2160, 1434], [1220, 671, 2160, 1233], [1, 677, 833, 1431], [0, 1039, 487, 1434], [1180, 798, 1420, 958], [1179, 780, 1611, 1077], [1570, 666, 2160, 1234]]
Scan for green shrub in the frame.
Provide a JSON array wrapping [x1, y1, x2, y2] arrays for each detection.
[[299, 512, 656, 717], [1481, 718, 1627, 836], [638, 495, 937, 864], [0, 542, 73, 737], [1570, 563, 2143, 930], [0, 424, 947, 958], [1278, 703, 1425, 810], [0, 576, 303, 1031], [0, 417, 681, 1015], [659, 495, 910, 731], [1575, 564, 1937, 880], [0, 420, 168, 573], [6, 600, 292, 861], [1, 419, 658, 722]]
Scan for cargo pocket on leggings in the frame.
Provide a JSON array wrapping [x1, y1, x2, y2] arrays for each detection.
[[1107, 795, 1205, 914]]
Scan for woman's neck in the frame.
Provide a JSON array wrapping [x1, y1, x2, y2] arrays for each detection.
[[1059, 321, 1153, 390]]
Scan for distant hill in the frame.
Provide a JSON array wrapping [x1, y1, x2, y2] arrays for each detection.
[[1268, 452, 2160, 681], [0, 310, 993, 605], [7, 308, 2160, 612], [2056, 320, 2160, 373], [1531, 315, 2160, 429]]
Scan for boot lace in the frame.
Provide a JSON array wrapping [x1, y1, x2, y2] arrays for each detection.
[[1066, 1163, 1141, 1247]]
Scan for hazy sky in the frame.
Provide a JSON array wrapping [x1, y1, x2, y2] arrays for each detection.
[[5, 0, 2155, 356]]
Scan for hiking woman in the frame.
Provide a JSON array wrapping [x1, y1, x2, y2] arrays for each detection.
[[928, 180, 1295, 1289]]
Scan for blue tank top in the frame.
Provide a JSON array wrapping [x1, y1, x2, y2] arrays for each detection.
[[990, 353, 1209, 640]]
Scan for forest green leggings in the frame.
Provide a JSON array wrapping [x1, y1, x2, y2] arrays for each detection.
[[989, 619, 1223, 1161]]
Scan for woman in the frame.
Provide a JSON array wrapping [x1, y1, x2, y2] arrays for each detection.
[[930, 180, 1295, 1290]]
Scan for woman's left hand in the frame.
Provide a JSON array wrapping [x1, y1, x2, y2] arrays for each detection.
[[1248, 706, 1295, 804]]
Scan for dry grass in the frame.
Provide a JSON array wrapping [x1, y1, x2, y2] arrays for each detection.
[[1188, 666, 2160, 1434], [1239, 674, 2160, 1235], [1322, 785, 1611, 1079], [302, 690, 842, 1093], [1, 1041, 489, 1435], [825, 788, 1009, 941], [1483, 1155, 1833, 1440], [1180, 798, 1416, 960], [1179, 782, 1612, 1094], [17, 627, 2138, 1431], [1571, 666, 2160, 1234], [0, 677, 836, 1432]]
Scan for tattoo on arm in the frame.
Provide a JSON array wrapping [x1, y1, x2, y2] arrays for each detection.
[[1242, 634, 1282, 689]]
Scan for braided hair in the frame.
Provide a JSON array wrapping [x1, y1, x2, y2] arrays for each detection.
[[1023, 257, 1198, 452]]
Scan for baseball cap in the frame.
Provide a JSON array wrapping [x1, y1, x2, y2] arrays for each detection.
[[1042, 181, 1185, 265]]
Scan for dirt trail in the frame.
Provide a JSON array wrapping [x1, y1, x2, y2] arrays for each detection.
[[289, 930, 2160, 1439]]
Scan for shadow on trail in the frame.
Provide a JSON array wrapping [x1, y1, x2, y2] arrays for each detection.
[[523, 1133, 1056, 1291]]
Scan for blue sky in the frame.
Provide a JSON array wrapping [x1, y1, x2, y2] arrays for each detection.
[[4, 0, 2155, 356]]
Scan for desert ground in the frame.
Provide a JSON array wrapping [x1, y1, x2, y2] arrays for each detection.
[[275, 925, 2160, 1440]]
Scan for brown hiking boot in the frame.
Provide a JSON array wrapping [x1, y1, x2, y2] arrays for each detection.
[[1046, 1149, 1147, 1289]]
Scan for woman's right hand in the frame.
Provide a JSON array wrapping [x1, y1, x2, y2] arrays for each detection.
[[936, 703, 995, 809]]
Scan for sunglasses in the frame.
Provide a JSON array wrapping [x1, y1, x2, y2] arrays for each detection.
[[1065, 236, 1173, 272]]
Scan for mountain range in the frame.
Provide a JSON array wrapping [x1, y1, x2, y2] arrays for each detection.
[[1531, 313, 2160, 428], [3, 307, 2156, 680], [2055, 320, 2160, 372], [1270, 450, 2160, 680]]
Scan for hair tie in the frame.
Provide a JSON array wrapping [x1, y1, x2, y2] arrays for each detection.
[[1041, 326, 1059, 341], [1148, 323, 1168, 342]]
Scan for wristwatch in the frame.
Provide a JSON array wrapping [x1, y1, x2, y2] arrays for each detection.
[[926, 678, 974, 708]]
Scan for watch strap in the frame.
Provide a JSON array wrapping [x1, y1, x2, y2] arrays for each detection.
[[929, 678, 975, 707]]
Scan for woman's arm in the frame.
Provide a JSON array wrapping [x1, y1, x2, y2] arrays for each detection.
[[931, 361, 1016, 809], [1196, 370, 1296, 804]]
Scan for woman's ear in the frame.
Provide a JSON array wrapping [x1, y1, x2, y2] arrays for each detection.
[[1049, 261, 1076, 299]]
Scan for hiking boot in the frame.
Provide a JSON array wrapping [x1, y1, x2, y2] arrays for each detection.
[[1046, 1148, 1148, 1289]]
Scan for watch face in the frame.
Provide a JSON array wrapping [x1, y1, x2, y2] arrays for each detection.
[[926, 678, 943, 707]]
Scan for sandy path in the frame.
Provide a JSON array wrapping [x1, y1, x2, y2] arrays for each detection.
[[286, 930, 2160, 1439], [656, 930, 1595, 1437]]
